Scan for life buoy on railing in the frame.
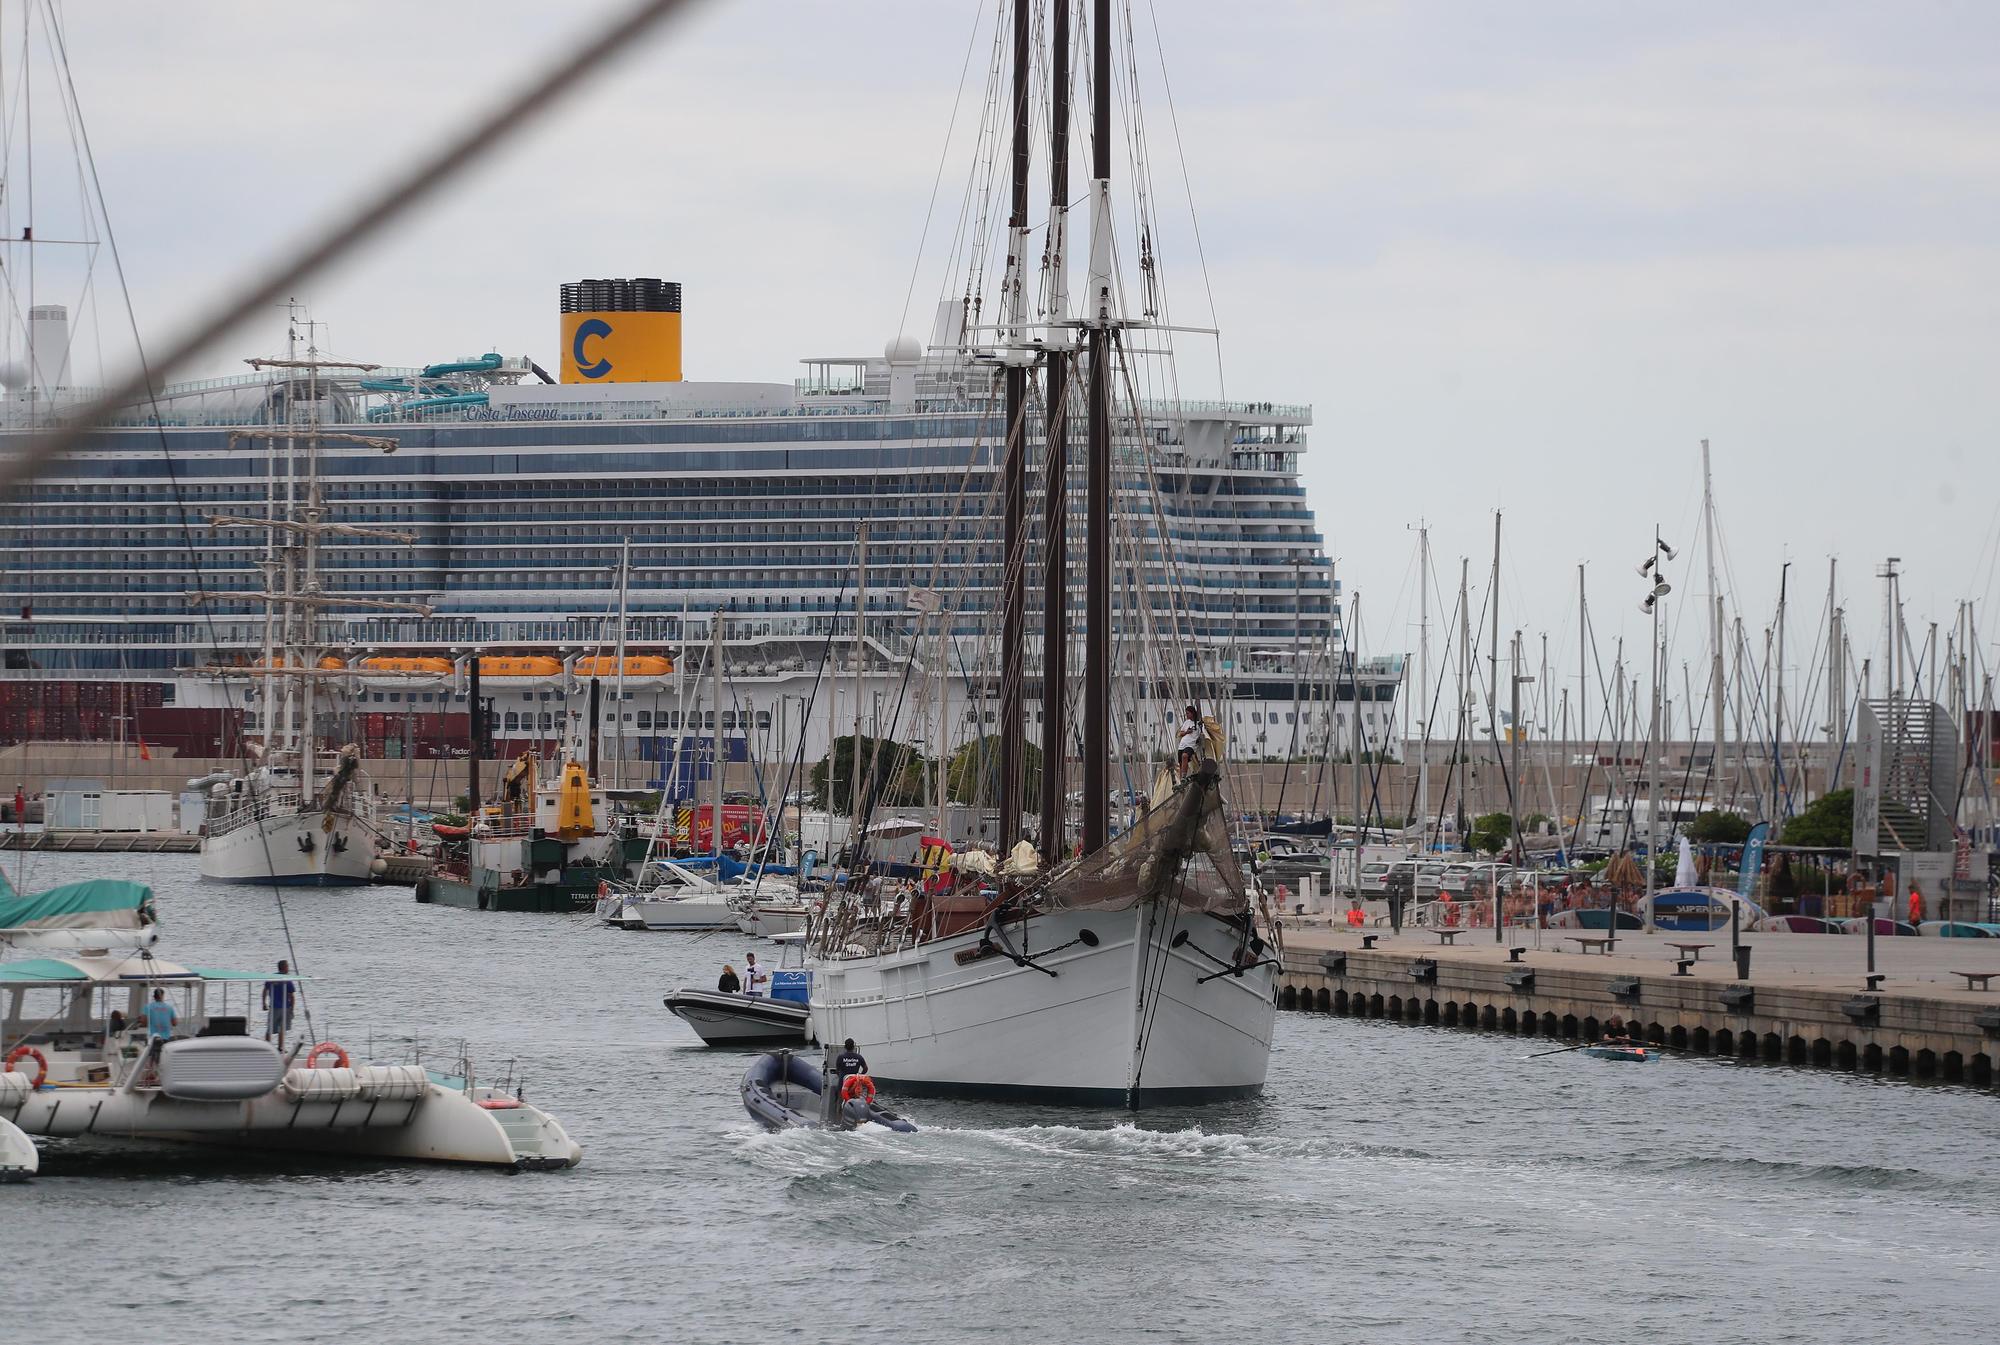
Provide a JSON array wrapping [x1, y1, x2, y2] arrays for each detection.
[[305, 1041, 350, 1070], [4, 1044, 48, 1089]]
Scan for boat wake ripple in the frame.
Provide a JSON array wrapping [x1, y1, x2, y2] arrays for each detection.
[[735, 1121, 1434, 1181]]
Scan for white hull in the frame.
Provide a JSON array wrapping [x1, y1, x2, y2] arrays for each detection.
[[6, 1076, 580, 1170], [200, 809, 375, 886], [810, 905, 1275, 1105], [663, 988, 810, 1045], [0, 1114, 37, 1179], [737, 903, 812, 939], [614, 895, 741, 930]]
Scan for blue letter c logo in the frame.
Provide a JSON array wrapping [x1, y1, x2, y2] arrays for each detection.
[[572, 318, 613, 379]]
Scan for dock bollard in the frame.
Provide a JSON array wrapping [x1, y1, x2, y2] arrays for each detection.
[[1734, 945, 1752, 980]]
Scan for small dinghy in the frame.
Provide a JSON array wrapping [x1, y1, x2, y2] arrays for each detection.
[[1582, 1041, 1653, 1062], [740, 1050, 917, 1133]]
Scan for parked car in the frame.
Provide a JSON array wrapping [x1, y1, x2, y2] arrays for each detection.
[[1440, 862, 1517, 896], [1355, 858, 1444, 898]]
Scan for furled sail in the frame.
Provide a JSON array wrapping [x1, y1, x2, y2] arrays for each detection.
[[1043, 760, 1249, 916]]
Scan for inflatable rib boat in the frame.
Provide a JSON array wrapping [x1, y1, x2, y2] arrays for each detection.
[[740, 1051, 917, 1133]]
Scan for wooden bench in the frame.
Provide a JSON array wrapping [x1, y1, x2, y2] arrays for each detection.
[[1430, 928, 1463, 946], [1667, 942, 1714, 962], [1566, 936, 1616, 955], [1952, 971, 1996, 992]]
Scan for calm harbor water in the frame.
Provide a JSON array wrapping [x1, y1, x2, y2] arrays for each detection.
[[11, 851, 1996, 1343]]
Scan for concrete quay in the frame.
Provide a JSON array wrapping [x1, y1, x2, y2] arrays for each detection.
[[1278, 924, 2000, 1086], [0, 828, 199, 853]]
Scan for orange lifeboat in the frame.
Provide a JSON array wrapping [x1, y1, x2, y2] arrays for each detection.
[[359, 656, 454, 676], [571, 654, 674, 688], [248, 655, 347, 673], [357, 655, 455, 689], [476, 656, 565, 685]]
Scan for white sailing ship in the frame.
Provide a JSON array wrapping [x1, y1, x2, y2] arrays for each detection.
[[196, 320, 431, 886], [805, 0, 1279, 1105]]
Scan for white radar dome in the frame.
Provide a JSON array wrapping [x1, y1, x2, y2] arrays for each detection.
[[884, 334, 922, 363]]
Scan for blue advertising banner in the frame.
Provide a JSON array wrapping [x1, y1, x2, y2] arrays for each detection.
[[1738, 821, 1770, 900]]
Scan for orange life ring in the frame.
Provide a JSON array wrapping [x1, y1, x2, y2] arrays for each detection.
[[839, 1073, 877, 1104], [476, 1098, 522, 1110], [5, 1044, 48, 1089], [305, 1041, 350, 1070]]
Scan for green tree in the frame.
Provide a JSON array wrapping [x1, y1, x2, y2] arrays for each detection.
[[1686, 809, 1752, 844], [945, 736, 1043, 809], [1469, 811, 1513, 855], [1780, 788, 1852, 848], [810, 735, 930, 815]]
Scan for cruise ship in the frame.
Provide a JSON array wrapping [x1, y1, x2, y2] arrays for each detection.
[[0, 287, 1401, 779]]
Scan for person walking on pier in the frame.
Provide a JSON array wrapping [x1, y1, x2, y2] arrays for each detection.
[[1908, 884, 1924, 927]]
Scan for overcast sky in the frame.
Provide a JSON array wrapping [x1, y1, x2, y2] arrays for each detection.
[[20, 1, 2000, 726]]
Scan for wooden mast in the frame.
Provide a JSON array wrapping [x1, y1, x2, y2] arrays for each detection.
[[997, 0, 1031, 855], [1082, 0, 1113, 855], [1038, 0, 1072, 859]]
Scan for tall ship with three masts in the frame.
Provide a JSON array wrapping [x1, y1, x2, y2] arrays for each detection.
[[194, 318, 419, 885]]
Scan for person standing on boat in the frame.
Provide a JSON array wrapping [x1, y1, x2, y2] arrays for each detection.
[[1176, 705, 1201, 777], [717, 963, 742, 994], [262, 960, 296, 1049], [142, 988, 177, 1043], [832, 1038, 868, 1087], [743, 951, 770, 997]]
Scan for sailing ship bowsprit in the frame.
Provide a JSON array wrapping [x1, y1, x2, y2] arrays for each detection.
[[805, 0, 1280, 1106]]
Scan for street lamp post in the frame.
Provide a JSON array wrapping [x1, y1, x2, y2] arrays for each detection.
[[1637, 531, 1678, 937]]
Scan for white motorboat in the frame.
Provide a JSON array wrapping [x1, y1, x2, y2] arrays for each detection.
[[662, 989, 810, 1045], [602, 859, 742, 931], [734, 890, 815, 939], [663, 933, 813, 1044], [0, 875, 582, 1175]]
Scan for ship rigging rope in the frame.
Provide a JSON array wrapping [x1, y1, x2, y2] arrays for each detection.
[[1128, 854, 1192, 1097], [29, 0, 327, 1036], [897, 1, 996, 347], [844, 376, 1004, 876]]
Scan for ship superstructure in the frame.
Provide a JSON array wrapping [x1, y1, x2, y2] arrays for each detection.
[[0, 289, 1399, 775]]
